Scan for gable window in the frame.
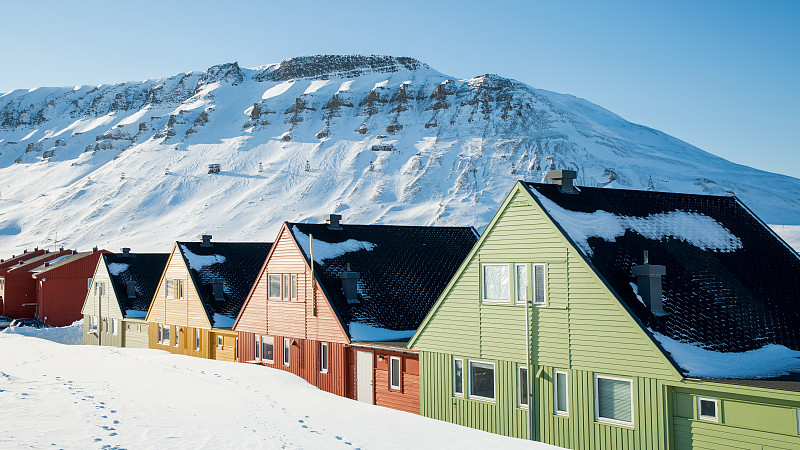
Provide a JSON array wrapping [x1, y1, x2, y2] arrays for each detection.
[[555, 370, 568, 415], [254, 335, 261, 360], [87, 278, 93, 290], [176, 279, 184, 299], [162, 325, 170, 345], [596, 375, 634, 426], [291, 274, 298, 300], [195, 329, 200, 351], [320, 342, 329, 373], [89, 315, 98, 333], [217, 335, 223, 348], [518, 365, 529, 408], [453, 358, 464, 397], [268, 274, 281, 299], [481, 264, 509, 304], [390, 356, 402, 390], [282, 274, 290, 300], [697, 397, 718, 422], [515, 264, 528, 304], [469, 360, 495, 402], [533, 264, 546, 305], [112, 319, 119, 336], [283, 338, 290, 366], [94, 281, 105, 298], [165, 279, 174, 299], [262, 336, 274, 363]]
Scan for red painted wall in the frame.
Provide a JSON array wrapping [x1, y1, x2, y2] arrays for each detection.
[[35, 251, 107, 327], [348, 347, 421, 414], [0, 250, 73, 318]]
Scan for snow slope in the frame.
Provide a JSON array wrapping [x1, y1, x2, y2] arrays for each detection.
[[1, 54, 799, 253], [0, 334, 555, 449]]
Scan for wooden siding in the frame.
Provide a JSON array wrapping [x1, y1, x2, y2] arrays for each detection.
[[122, 319, 149, 348], [82, 260, 126, 346], [146, 245, 211, 330], [38, 251, 107, 327], [371, 349, 420, 414]]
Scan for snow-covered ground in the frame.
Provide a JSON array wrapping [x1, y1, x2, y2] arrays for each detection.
[[0, 331, 554, 449], [771, 224, 800, 252]]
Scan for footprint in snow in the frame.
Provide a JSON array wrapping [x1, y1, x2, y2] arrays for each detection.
[[335, 436, 343, 441], [113, 420, 119, 425]]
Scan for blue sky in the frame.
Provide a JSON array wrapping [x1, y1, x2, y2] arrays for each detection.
[[1, 0, 798, 178]]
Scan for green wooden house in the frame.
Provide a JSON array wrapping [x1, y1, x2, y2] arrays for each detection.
[[82, 249, 169, 348], [409, 172, 800, 449]]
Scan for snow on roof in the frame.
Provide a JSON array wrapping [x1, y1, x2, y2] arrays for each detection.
[[180, 244, 226, 270], [213, 313, 235, 328], [349, 322, 416, 342], [652, 332, 800, 379], [292, 226, 376, 263], [125, 310, 147, 318], [532, 191, 742, 256], [107, 262, 129, 276], [30, 254, 72, 271]]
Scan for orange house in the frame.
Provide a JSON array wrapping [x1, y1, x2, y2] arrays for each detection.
[[234, 215, 477, 414]]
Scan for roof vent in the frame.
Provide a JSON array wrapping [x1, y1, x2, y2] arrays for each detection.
[[211, 278, 225, 301], [44, 262, 50, 267], [200, 235, 213, 247], [121, 247, 131, 257], [92, 247, 99, 253], [325, 214, 343, 230], [547, 169, 578, 194], [126, 281, 136, 299], [632, 250, 667, 315], [339, 266, 360, 304], [24, 249, 28, 254]]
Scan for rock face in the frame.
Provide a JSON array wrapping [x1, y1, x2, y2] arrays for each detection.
[[0, 54, 798, 252]]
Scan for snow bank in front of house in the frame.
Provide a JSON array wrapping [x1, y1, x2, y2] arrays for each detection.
[[349, 322, 416, 342], [213, 313, 235, 328], [107, 262, 129, 276], [652, 332, 800, 379], [292, 226, 376, 263], [180, 245, 226, 270], [532, 192, 742, 256], [1, 319, 83, 345]]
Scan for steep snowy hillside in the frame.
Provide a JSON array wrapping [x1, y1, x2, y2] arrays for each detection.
[[1, 55, 798, 252]]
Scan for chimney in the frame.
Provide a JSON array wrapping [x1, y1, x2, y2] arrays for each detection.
[[325, 214, 342, 230], [34, 247, 38, 251], [92, 247, 98, 253], [632, 250, 667, 315], [547, 170, 578, 194], [126, 281, 137, 299], [339, 265, 360, 304], [59, 247, 63, 251], [200, 235, 213, 247], [45, 262, 50, 267], [211, 278, 225, 301], [24, 249, 28, 254], [121, 247, 131, 257]]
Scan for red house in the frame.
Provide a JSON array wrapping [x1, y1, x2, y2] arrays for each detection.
[[31, 248, 109, 326], [234, 215, 476, 413], [0, 249, 75, 318]]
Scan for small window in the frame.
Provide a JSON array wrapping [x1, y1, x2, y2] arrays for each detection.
[[282, 274, 290, 300], [518, 366, 529, 408], [262, 336, 274, 363], [390, 356, 401, 390], [89, 315, 98, 332], [254, 335, 261, 360], [268, 274, 281, 299], [533, 264, 546, 305], [195, 329, 200, 351], [283, 338, 290, 366], [555, 370, 568, 415], [175, 327, 181, 347], [162, 325, 170, 345], [291, 274, 298, 300], [87, 278, 93, 290], [481, 264, 509, 303], [103, 319, 109, 334], [126, 323, 130, 332], [137, 324, 141, 333], [469, 361, 495, 402], [453, 358, 464, 397], [157, 324, 162, 343], [235, 337, 239, 362], [515, 264, 528, 304], [112, 319, 119, 336], [217, 335, 223, 348], [320, 342, 329, 373], [176, 279, 184, 299], [596, 375, 634, 426], [165, 279, 174, 299], [697, 397, 718, 422]]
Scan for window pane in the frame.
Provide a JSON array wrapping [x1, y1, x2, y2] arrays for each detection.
[[470, 362, 495, 400], [195, 329, 200, 350], [556, 372, 568, 413], [519, 367, 528, 407], [598, 377, 632, 423], [166, 279, 174, 298], [516, 265, 528, 302], [483, 265, 509, 301], [268, 275, 281, 299], [534, 265, 546, 303], [283, 274, 290, 300], [163, 326, 170, 344], [263, 337, 274, 362], [453, 359, 463, 396], [320, 343, 328, 372], [700, 399, 716, 418], [283, 338, 290, 365], [391, 358, 401, 388], [291, 274, 298, 300], [254, 335, 260, 360]]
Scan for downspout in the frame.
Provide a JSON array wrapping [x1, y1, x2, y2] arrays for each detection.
[[525, 292, 533, 441]]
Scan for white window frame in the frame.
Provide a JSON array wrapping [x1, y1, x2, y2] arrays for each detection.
[[594, 374, 635, 427], [320, 342, 329, 373], [797, 408, 800, 435], [137, 323, 141, 333], [532, 263, 547, 306], [254, 334, 261, 361], [453, 358, 464, 397], [87, 278, 93, 290], [176, 279, 183, 299], [481, 263, 510, 304], [290, 274, 298, 300], [518, 365, 529, 409], [390, 356, 402, 390], [165, 279, 174, 299], [283, 338, 290, 366], [217, 335, 223, 348], [268, 274, 281, 300], [112, 319, 119, 336], [468, 360, 496, 402], [514, 264, 528, 305], [262, 336, 274, 364], [103, 318, 109, 334], [161, 325, 170, 346], [697, 396, 719, 423], [195, 328, 200, 351], [554, 370, 569, 416], [282, 274, 290, 300], [157, 324, 162, 343], [89, 315, 98, 333]]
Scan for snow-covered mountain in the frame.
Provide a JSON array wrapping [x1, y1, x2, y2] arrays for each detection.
[[1, 55, 798, 252]]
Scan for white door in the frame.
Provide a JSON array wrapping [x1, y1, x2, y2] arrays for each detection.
[[356, 350, 373, 403]]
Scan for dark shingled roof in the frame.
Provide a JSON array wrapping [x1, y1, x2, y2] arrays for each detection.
[[177, 241, 271, 328], [287, 223, 478, 336], [103, 253, 169, 317], [524, 182, 800, 361]]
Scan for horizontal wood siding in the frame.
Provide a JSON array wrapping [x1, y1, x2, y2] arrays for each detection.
[[148, 322, 214, 359], [373, 349, 420, 414], [147, 246, 211, 330], [122, 319, 148, 348]]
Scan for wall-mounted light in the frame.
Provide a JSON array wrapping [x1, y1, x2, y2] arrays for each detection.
[[378, 355, 385, 361]]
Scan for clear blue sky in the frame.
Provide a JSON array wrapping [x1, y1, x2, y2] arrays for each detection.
[[1, 1, 798, 178]]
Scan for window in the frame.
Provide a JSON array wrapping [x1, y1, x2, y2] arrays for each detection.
[[162, 325, 170, 345], [254, 335, 261, 360], [126, 323, 131, 332], [697, 397, 718, 422], [103, 319, 109, 334], [555, 370, 568, 415], [320, 342, 329, 373], [217, 335, 223, 348], [157, 324, 162, 343], [515, 264, 528, 304], [165, 279, 174, 299], [268, 274, 281, 299], [282, 274, 290, 300], [468, 361, 495, 401], [453, 358, 464, 397], [112, 319, 119, 336], [283, 338, 290, 366], [235, 338, 239, 362], [94, 281, 105, 298], [533, 264, 546, 305], [518, 366, 529, 408], [137, 324, 141, 333], [291, 274, 297, 300], [262, 336, 274, 363], [195, 329, 200, 351], [481, 264, 509, 303], [176, 279, 184, 299], [596, 375, 634, 426], [89, 315, 98, 332], [87, 278, 93, 290], [175, 327, 180, 347], [390, 356, 401, 390]]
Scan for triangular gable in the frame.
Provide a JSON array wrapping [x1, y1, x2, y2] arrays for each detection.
[[80, 256, 123, 318], [145, 243, 212, 329]]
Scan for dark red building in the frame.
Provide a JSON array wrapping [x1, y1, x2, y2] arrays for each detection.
[[1, 249, 74, 318]]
